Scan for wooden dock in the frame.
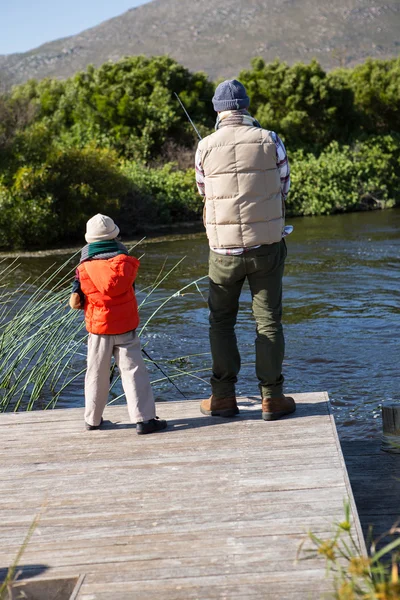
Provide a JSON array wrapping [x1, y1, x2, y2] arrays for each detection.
[[0, 392, 366, 599]]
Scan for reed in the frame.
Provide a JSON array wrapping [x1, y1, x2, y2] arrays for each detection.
[[0, 254, 85, 411]]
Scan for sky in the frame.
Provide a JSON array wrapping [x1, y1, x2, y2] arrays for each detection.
[[0, 0, 151, 55]]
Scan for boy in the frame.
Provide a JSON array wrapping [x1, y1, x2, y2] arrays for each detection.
[[69, 213, 167, 435]]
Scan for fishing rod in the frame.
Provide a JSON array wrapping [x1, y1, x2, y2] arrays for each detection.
[[109, 347, 188, 399], [174, 92, 202, 141], [141, 346, 188, 399]]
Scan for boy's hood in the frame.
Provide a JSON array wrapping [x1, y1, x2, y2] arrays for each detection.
[[83, 255, 139, 296]]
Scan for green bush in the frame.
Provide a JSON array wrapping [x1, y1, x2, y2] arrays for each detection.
[[11, 56, 215, 162], [239, 58, 359, 150], [0, 153, 202, 249], [0, 94, 37, 174], [1, 134, 398, 249], [0, 183, 57, 248], [4, 55, 400, 167], [4, 146, 129, 248], [120, 162, 201, 227], [288, 134, 400, 215], [329, 57, 400, 135]]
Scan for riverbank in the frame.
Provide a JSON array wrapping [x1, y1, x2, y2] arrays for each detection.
[[0, 200, 397, 258], [0, 221, 205, 258]]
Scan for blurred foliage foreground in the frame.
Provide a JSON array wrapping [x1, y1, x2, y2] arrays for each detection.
[[0, 55, 399, 250], [300, 501, 400, 600]]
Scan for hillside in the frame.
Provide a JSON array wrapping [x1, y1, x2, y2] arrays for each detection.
[[0, 0, 399, 89]]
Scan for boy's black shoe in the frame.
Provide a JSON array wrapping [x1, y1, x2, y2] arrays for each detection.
[[136, 417, 167, 435], [85, 417, 104, 431]]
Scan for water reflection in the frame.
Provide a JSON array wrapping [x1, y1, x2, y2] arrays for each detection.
[[1, 209, 399, 441]]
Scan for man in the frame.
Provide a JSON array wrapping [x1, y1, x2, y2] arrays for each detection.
[[195, 79, 295, 421]]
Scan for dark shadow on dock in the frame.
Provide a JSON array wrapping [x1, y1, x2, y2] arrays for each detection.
[[341, 439, 400, 550], [102, 400, 329, 432], [101, 420, 136, 430], [159, 401, 329, 432], [0, 563, 49, 582]]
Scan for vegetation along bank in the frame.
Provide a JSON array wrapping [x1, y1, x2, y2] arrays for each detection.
[[0, 54, 399, 250]]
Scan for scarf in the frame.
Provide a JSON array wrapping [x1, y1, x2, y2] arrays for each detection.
[[215, 109, 262, 131], [79, 240, 129, 263]]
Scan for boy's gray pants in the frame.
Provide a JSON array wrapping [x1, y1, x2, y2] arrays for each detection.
[[85, 330, 156, 426]]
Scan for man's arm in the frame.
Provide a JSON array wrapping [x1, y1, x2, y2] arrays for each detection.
[[273, 133, 291, 199], [195, 146, 205, 197]]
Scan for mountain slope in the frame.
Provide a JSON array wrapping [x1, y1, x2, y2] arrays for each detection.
[[1, 0, 399, 89]]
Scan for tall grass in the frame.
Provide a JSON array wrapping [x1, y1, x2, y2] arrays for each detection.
[[0, 249, 210, 412], [0, 255, 85, 411]]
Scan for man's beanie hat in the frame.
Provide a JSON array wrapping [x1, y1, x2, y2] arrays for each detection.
[[212, 79, 250, 112], [85, 214, 120, 243]]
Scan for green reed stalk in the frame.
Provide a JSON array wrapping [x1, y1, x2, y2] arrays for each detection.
[[0, 253, 84, 411], [0, 512, 41, 599]]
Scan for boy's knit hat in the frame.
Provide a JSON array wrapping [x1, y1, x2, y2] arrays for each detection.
[[85, 214, 120, 243], [212, 79, 250, 112]]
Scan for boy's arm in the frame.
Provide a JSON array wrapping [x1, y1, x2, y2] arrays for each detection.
[[69, 268, 85, 310]]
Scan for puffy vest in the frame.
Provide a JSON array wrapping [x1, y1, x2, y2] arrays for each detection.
[[198, 125, 284, 248], [78, 254, 140, 335]]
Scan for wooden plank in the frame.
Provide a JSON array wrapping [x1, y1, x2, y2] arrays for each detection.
[[0, 393, 364, 598], [77, 569, 333, 599]]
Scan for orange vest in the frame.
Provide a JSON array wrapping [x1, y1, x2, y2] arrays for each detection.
[[78, 254, 140, 335]]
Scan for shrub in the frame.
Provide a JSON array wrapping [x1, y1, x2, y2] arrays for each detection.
[[0, 183, 58, 248], [0, 154, 202, 249], [4, 146, 130, 248], [9, 56, 215, 163], [287, 135, 400, 216], [120, 162, 201, 228], [0, 95, 37, 173], [239, 58, 358, 150], [329, 57, 400, 135]]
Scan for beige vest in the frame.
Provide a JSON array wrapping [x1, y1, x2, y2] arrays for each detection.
[[198, 125, 284, 248]]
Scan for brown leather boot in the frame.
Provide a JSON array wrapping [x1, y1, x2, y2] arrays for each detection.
[[262, 395, 296, 421], [200, 395, 239, 418]]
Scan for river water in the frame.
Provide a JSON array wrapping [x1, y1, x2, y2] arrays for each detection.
[[2, 209, 400, 440]]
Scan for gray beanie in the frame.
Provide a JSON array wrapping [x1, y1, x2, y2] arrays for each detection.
[[212, 79, 250, 112]]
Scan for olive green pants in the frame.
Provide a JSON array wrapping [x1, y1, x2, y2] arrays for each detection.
[[208, 240, 287, 400]]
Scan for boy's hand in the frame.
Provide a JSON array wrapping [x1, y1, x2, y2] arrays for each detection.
[[69, 293, 84, 310]]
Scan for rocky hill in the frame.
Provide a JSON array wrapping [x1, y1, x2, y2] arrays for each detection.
[[1, 0, 399, 89]]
